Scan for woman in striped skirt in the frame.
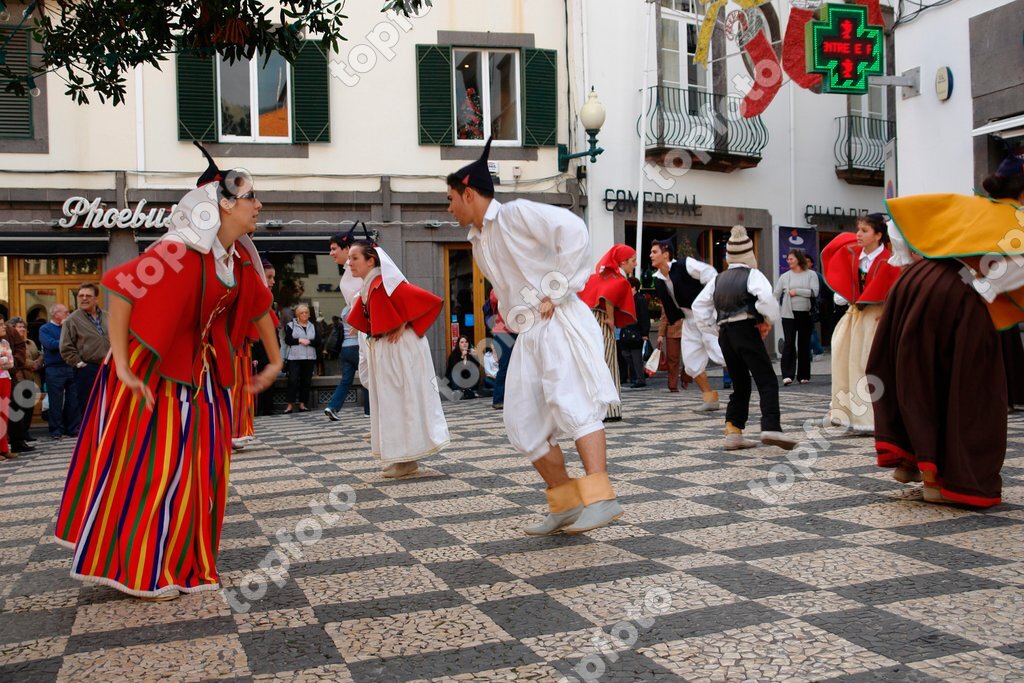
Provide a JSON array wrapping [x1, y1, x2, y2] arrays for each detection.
[[579, 245, 638, 422], [54, 144, 281, 601]]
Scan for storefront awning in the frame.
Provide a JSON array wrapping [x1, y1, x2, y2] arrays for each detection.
[[972, 114, 1024, 139], [135, 233, 337, 253], [0, 232, 110, 256]]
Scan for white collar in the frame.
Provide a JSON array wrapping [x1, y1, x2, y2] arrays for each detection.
[[482, 198, 502, 225], [726, 263, 750, 269], [212, 238, 237, 264], [860, 244, 883, 268], [652, 260, 677, 282]]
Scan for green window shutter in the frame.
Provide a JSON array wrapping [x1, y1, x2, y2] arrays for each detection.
[[292, 39, 330, 143], [0, 28, 33, 139], [522, 48, 558, 147], [176, 45, 217, 142], [416, 44, 453, 145]]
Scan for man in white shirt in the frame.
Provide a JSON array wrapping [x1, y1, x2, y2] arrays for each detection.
[[446, 139, 622, 536], [693, 226, 799, 451], [650, 239, 725, 410]]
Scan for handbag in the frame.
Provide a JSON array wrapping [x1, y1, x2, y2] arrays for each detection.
[[809, 296, 821, 323], [644, 347, 662, 376]]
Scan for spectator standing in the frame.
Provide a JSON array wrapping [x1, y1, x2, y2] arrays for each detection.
[[487, 289, 516, 410], [620, 277, 651, 388], [40, 304, 81, 439], [60, 283, 110, 408], [774, 248, 819, 385], [323, 304, 361, 420], [10, 317, 42, 444], [284, 304, 320, 413], [5, 318, 33, 453], [0, 320, 14, 459]]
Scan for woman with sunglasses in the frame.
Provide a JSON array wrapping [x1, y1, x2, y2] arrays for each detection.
[[54, 144, 281, 601]]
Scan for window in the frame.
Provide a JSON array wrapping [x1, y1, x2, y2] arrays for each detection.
[[0, 26, 32, 139], [217, 52, 291, 142], [659, 6, 711, 94], [453, 49, 521, 145], [849, 84, 890, 141]]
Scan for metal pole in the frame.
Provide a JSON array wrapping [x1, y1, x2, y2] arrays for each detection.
[[633, 0, 655, 276]]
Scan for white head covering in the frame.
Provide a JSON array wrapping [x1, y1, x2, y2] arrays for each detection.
[[886, 219, 914, 267], [357, 245, 407, 303], [150, 158, 266, 285]]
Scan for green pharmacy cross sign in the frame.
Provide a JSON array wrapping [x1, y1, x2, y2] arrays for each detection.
[[806, 4, 884, 94]]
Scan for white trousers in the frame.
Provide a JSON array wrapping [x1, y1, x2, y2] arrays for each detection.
[[505, 296, 619, 461], [681, 313, 725, 377]]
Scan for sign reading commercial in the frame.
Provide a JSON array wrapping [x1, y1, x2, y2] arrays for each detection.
[[806, 4, 884, 95], [603, 189, 702, 216], [58, 197, 174, 230]]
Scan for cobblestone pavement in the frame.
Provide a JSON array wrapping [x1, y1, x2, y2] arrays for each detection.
[[2, 383, 1023, 682]]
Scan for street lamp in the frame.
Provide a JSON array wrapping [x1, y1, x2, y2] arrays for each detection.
[[558, 87, 606, 173]]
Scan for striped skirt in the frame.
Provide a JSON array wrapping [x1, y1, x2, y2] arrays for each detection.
[[54, 341, 232, 598], [594, 309, 622, 419], [231, 344, 255, 439]]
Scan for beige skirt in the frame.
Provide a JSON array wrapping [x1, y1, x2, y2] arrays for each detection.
[[828, 305, 883, 432]]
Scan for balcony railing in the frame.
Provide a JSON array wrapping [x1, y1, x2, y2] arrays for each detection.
[[639, 86, 769, 160], [834, 115, 895, 172]]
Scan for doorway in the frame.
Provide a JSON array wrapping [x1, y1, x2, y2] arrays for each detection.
[[443, 245, 487, 353]]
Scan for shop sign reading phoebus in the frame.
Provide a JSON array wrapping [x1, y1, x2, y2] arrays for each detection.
[[58, 197, 173, 230]]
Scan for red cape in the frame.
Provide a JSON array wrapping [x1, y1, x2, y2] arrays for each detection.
[[347, 275, 442, 337], [822, 233, 901, 305], [578, 271, 637, 328], [102, 246, 272, 389]]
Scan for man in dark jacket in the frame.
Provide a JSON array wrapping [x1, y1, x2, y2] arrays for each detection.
[[39, 303, 80, 440], [59, 283, 110, 408]]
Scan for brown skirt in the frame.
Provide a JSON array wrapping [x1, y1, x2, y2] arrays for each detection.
[[1002, 326, 1024, 409], [867, 259, 1007, 507]]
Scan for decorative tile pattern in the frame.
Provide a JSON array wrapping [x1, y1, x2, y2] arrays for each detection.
[[0, 385, 1020, 681]]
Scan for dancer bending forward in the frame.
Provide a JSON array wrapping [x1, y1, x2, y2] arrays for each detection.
[[447, 139, 622, 535]]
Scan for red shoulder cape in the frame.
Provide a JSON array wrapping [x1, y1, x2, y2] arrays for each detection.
[[347, 276, 442, 337], [822, 233, 901, 305], [578, 271, 637, 327], [102, 245, 272, 388]]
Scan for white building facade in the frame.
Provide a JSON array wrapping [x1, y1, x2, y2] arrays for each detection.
[[575, 0, 895, 286], [0, 0, 903, 371], [890, 0, 1023, 196]]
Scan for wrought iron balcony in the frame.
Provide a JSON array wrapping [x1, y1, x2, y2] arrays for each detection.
[[639, 86, 768, 172], [834, 115, 896, 186]]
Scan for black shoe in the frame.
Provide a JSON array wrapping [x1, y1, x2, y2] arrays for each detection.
[[11, 442, 35, 453], [25, 435, 37, 442], [630, 381, 646, 388]]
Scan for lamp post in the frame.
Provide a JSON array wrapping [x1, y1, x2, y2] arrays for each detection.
[[558, 88, 607, 173]]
